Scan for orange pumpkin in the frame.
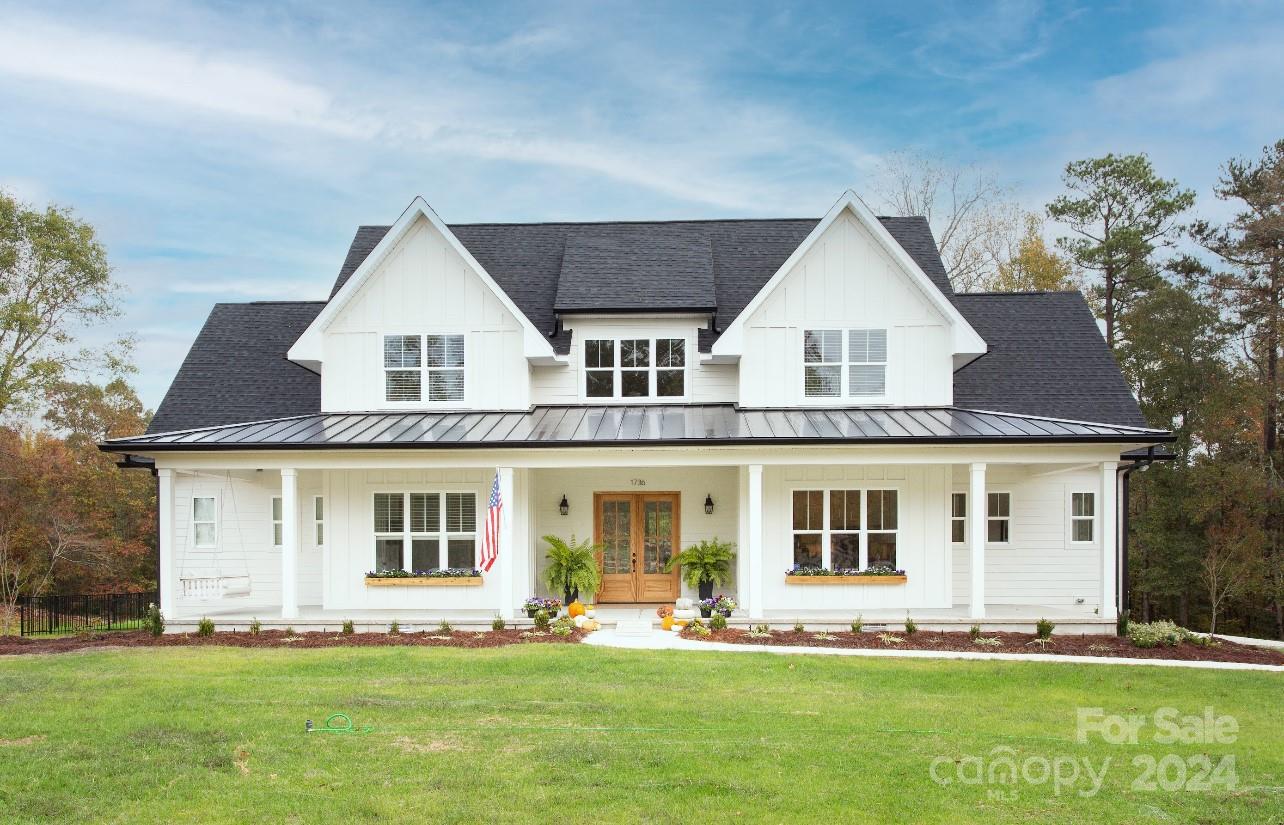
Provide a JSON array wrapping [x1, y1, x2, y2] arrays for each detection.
[[568, 600, 585, 618], [661, 615, 675, 631]]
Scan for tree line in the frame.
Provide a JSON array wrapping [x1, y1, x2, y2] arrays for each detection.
[[2, 141, 1282, 636]]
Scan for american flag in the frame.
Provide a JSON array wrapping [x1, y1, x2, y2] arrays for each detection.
[[480, 472, 502, 572]]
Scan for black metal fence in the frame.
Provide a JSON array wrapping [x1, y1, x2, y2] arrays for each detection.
[[18, 591, 158, 636]]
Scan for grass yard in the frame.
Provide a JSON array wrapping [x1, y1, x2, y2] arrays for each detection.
[[0, 646, 1281, 824]]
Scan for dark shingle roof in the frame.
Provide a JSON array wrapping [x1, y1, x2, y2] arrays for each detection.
[[143, 221, 1151, 437], [555, 226, 715, 312], [146, 302, 323, 435], [953, 291, 1148, 428], [329, 216, 952, 354]]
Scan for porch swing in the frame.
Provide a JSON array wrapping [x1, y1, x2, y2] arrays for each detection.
[[179, 471, 253, 600]]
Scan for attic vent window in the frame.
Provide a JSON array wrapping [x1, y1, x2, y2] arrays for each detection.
[[803, 328, 887, 398]]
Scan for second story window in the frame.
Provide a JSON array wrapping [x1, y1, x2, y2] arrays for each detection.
[[803, 328, 887, 398], [583, 337, 686, 399], [382, 334, 464, 403]]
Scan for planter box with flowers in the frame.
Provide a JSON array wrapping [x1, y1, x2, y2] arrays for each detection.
[[522, 596, 563, 618], [365, 568, 484, 587], [784, 566, 907, 585]]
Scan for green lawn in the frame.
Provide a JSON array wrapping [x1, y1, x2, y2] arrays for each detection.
[[0, 646, 1280, 824]]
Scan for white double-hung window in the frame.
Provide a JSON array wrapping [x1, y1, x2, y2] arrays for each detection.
[[1070, 492, 1095, 543], [382, 334, 465, 403], [372, 492, 478, 573], [803, 328, 887, 398], [192, 496, 217, 548]]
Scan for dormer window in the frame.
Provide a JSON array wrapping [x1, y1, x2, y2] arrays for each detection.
[[584, 337, 686, 400], [803, 328, 887, 398], [383, 334, 465, 403]]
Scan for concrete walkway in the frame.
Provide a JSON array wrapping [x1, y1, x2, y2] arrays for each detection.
[[582, 628, 1284, 672], [1215, 633, 1284, 651]]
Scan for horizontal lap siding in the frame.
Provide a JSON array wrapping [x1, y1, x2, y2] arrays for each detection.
[[951, 466, 1103, 607]]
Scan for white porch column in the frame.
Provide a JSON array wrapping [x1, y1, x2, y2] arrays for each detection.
[[157, 468, 176, 618], [497, 466, 516, 620], [1100, 461, 1118, 622], [280, 468, 299, 620], [747, 464, 764, 620], [969, 462, 986, 619]]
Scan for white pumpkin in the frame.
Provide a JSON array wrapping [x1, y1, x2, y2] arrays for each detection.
[[573, 615, 587, 628]]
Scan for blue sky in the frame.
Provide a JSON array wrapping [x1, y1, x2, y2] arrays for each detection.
[[1, 0, 1282, 410]]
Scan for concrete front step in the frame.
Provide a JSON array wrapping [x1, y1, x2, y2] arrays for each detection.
[[614, 620, 655, 637]]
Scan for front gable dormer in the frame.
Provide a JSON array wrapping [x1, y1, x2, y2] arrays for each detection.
[[710, 192, 986, 407], [288, 198, 556, 412]]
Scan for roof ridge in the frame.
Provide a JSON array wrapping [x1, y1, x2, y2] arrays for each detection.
[[954, 290, 1082, 297]]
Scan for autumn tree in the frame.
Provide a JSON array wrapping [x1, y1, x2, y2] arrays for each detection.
[[0, 190, 128, 419], [986, 214, 1076, 292], [1047, 154, 1195, 348]]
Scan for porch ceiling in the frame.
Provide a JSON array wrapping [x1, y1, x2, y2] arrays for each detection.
[[102, 404, 1172, 452]]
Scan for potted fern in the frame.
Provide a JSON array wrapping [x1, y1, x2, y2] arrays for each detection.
[[541, 534, 603, 606], [664, 538, 736, 603]]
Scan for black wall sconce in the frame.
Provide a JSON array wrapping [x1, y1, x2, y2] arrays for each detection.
[[704, 494, 715, 515], [559, 494, 570, 516]]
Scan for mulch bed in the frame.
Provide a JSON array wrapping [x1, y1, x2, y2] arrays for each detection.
[[0, 628, 586, 656], [680, 628, 1284, 666]]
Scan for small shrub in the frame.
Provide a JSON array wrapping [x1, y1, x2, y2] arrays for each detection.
[[904, 615, 918, 635], [1027, 637, 1054, 650], [551, 624, 572, 637], [1127, 620, 1187, 648], [1116, 612, 1130, 638], [792, 620, 805, 633], [710, 613, 727, 631], [197, 617, 214, 637], [968, 623, 981, 640], [748, 623, 772, 638], [144, 603, 165, 637], [492, 615, 506, 631], [283, 626, 296, 637], [533, 609, 551, 631], [388, 620, 401, 635], [248, 617, 262, 635], [1035, 617, 1055, 640], [341, 620, 355, 635], [851, 615, 863, 634], [1186, 632, 1218, 648], [877, 633, 903, 646], [973, 636, 1002, 648], [437, 619, 453, 634]]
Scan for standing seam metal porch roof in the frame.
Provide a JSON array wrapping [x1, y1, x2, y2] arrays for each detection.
[[105, 405, 1173, 452]]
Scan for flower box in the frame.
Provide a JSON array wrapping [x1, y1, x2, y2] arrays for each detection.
[[365, 575, 483, 587], [785, 574, 907, 585]]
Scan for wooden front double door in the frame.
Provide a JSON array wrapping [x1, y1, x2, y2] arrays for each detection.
[[593, 492, 680, 603]]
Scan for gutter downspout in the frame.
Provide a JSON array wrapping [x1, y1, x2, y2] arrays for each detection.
[[1118, 446, 1157, 620]]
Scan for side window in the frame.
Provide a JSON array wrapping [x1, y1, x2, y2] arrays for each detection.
[[1071, 492, 1095, 542], [585, 339, 615, 397], [950, 492, 966, 543], [313, 497, 325, 547], [987, 492, 1011, 543], [848, 329, 887, 396], [271, 496, 283, 547], [425, 335, 465, 401], [656, 338, 685, 397], [193, 496, 217, 548], [383, 335, 422, 402], [803, 330, 842, 397]]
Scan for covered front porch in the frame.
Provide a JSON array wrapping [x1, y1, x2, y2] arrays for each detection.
[[150, 442, 1128, 635]]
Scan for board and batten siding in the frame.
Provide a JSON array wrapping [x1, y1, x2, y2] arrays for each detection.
[[950, 465, 1105, 608], [760, 464, 952, 612], [170, 470, 322, 612], [321, 216, 531, 412], [737, 212, 954, 408]]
